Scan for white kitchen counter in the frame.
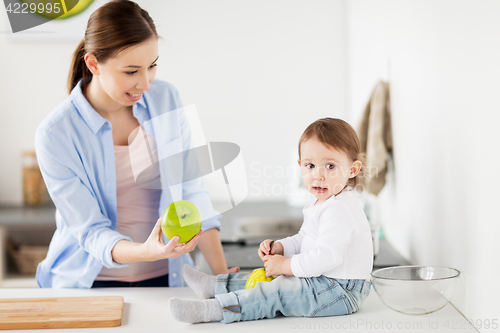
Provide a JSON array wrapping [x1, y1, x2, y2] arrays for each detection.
[[0, 287, 475, 332]]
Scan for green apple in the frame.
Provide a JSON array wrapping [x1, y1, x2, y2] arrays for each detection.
[[161, 200, 202, 243]]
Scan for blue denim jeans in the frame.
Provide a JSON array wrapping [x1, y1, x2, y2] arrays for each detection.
[[214, 272, 371, 324]]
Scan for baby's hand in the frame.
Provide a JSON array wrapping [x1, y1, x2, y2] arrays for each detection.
[[263, 254, 292, 277], [258, 239, 284, 261], [258, 239, 275, 260]]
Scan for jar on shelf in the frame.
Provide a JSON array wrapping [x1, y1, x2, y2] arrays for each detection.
[[22, 150, 49, 206]]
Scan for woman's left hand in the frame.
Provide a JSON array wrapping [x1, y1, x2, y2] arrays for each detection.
[[223, 266, 240, 274], [263, 254, 292, 277]]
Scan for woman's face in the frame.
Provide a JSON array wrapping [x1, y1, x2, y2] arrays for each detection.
[[93, 38, 158, 108]]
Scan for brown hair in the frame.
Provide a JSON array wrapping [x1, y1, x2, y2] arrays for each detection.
[[67, 0, 158, 94], [298, 118, 366, 188]]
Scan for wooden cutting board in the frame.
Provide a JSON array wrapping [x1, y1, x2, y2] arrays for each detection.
[[0, 296, 124, 330]]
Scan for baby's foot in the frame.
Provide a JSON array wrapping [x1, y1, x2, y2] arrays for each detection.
[[169, 297, 223, 323], [183, 264, 216, 299]]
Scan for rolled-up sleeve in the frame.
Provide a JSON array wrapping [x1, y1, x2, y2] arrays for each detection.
[[35, 128, 132, 269]]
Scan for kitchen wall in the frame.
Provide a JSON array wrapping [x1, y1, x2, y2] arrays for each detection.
[[0, 7, 87, 204], [0, 0, 348, 204], [346, 0, 500, 321]]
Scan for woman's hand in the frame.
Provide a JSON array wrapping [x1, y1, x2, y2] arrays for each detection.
[[140, 217, 203, 262], [111, 218, 203, 264], [258, 239, 284, 261], [262, 254, 292, 277], [222, 266, 240, 274]]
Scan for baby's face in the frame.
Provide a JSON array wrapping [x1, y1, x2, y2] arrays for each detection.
[[299, 138, 357, 204]]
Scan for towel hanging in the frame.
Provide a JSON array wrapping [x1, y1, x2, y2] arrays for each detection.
[[357, 80, 393, 195]]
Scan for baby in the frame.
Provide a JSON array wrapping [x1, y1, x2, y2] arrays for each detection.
[[169, 117, 373, 324]]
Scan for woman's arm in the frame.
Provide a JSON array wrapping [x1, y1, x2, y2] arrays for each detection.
[[197, 228, 239, 274], [111, 218, 202, 264], [36, 128, 133, 269]]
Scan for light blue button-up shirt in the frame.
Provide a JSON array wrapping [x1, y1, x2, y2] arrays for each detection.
[[35, 79, 221, 288]]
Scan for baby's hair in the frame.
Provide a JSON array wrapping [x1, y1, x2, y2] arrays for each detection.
[[298, 118, 366, 188]]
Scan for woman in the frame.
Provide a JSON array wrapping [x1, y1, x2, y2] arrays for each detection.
[[35, 0, 238, 288]]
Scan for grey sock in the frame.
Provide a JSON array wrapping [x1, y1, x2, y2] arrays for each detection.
[[169, 297, 223, 323], [183, 264, 216, 299]]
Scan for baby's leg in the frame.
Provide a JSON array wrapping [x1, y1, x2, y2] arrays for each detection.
[[183, 265, 216, 299], [215, 270, 251, 295], [215, 275, 356, 324], [170, 267, 252, 323], [183, 265, 251, 299], [169, 298, 223, 323]]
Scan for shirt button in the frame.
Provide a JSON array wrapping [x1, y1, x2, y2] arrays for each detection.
[[172, 273, 177, 278]]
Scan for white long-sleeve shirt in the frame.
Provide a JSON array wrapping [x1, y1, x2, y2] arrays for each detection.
[[277, 190, 373, 280]]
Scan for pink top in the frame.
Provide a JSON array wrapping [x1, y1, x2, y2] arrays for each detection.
[[95, 131, 168, 282]]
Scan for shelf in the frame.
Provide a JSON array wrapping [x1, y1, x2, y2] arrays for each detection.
[[0, 203, 56, 227], [0, 205, 56, 288], [0, 274, 38, 288]]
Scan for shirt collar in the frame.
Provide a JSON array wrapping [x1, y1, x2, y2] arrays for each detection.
[[70, 79, 147, 134]]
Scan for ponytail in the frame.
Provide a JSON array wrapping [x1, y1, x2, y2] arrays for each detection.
[[67, 39, 91, 95]]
